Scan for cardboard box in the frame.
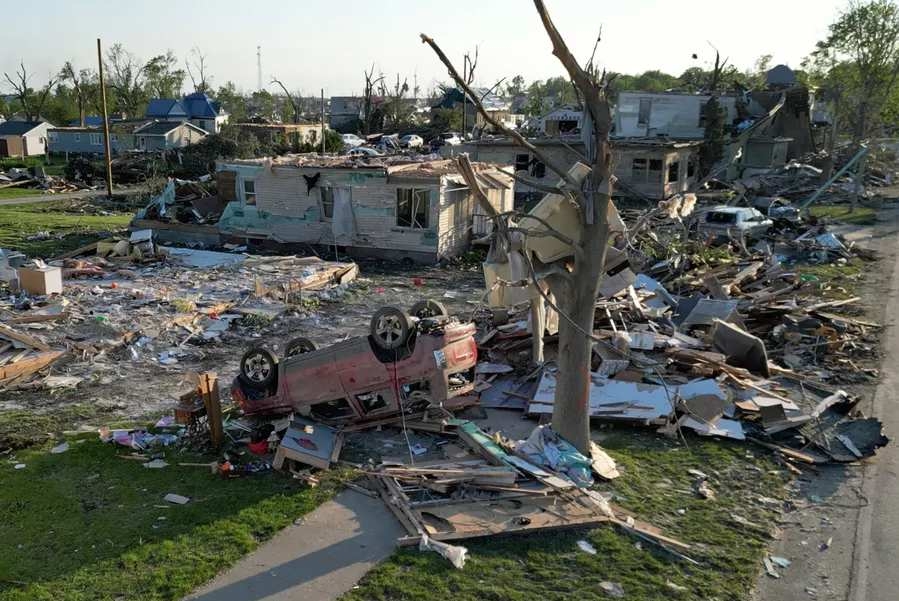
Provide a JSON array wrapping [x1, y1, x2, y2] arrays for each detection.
[[16, 265, 63, 295]]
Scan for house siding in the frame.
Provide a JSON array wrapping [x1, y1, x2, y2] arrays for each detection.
[[48, 131, 136, 155], [615, 92, 738, 139]]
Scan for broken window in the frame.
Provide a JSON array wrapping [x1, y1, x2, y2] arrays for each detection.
[[396, 188, 430, 229], [356, 392, 389, 413], [687, 160, 696, 178], [649, 159, 663, 183], [309, 398, 355, 420], [319, 187, 334, 221], [668, 161, 680, 183], [243, 179, 256, 205], [530, 160, 546, 178], [515, 153, 530, 172], [638, 98, 651, 126], [632, 158, 648, 179]]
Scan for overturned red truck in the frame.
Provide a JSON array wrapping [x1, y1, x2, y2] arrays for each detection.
[[231, 300, 478, 425]]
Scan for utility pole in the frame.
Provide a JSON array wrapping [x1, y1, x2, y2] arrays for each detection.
[[320, 88, 325, 155], [97, 38, 114, 199]]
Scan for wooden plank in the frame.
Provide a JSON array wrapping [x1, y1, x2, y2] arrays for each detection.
[[0, 350, 64, 384], [0, 323, 51, 352]]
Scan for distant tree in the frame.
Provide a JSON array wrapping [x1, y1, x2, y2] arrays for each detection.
[[249, 89, 276, 121], [505, 74, 526, 98], [214, 81, 248, 122], [430, 107, 462, 133], [42, 84, 79, 125], [383, 73, 413, 130], [144, 50, 185, 99], [59, 61, 98, 126], [362, 65, 385, 134], [104, 44, 147, 117], [700, 52, 728, 174], [3, 61, 58, 121], [631, 69, 678, 91], [741, 54, 773, 89], [678, 66, 709, 92], [808, 0, 899, 141], [186, 47, 212, 94]]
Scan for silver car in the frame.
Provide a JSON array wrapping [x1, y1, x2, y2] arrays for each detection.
[[695, 206, 773, 242]]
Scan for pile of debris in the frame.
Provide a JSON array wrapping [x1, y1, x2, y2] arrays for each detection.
[[0, 233, 358, 391], [135, 178, 226, 225], [0, 165, 92, 195]]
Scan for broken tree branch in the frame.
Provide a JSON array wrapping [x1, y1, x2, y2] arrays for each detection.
[[420, 33, 580, 191]]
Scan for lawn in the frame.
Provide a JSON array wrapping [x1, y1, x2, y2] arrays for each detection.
[[0, 188, 43, 200], [344, 428, 787, 601], [0, 199, 131, 257], [809, 203, 877, 225], [0, 156, 66, 177], [0, 435, 342, 601]]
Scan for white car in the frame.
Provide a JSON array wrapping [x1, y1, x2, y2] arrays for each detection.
[[341, 133, 364, 148], [346, 146, 384, 158], [400, 134, 424, 149], [695, 206, 773, 242], [439, 132, 463, 146]]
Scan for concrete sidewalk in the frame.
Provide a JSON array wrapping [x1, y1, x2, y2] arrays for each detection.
[[186, 489, 403, 601]]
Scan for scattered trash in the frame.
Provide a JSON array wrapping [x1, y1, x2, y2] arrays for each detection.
[[50, 442, 70, 454], [163, 493, 190, 505], [577, 540, 598, 555], [599, 581, 625, 598]]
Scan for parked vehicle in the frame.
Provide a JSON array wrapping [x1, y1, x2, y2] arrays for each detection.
[[750, 196, 802, 224], [346, 146, 384, 158], [376, 135, 401, 153], [231, 301, 478, 425], [439, 132, 463, 146], [400, 134, 424, 149], [694, 206, 773, 241], [341, 133, 364, 148]]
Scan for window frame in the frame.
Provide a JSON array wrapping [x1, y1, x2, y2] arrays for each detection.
[[395, 187, 431, 229], [242, 179, 256, 205], [89, 133, 102, 146], [637, 98, 652, 126], [319, 186, 335, 221], [667, 161, 680, 183]]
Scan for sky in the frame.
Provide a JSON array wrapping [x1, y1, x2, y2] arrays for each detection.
[[1, 0, 848, 97]]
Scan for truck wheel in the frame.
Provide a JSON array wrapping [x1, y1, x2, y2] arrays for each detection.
[[410, 299, 448, 319], [370, 306, 412, 350], [239, 347, 278, 389], [285, 337, 316, 357]]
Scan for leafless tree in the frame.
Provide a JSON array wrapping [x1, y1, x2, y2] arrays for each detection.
[[270, 77, 303, 148], [3, 61, 58, 122], [186, 47, 211, 94], [59, 62, 97, 127], [422, 0, 616, 453], [362, 65, 385, 134]]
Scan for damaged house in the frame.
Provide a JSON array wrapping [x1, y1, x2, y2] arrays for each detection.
[[459, 137, 700, 206], [214, 156, 513, 263]]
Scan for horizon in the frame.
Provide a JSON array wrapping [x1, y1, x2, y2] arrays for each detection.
[[1, 0, 845, 98]]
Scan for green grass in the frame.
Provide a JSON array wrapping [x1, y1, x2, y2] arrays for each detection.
[[0, 436, 343, 600], [798, 257, 865, 299], [344, 429, 786, 601], [0, 188, 42, 200], [0, 199, 130, 257], [0, 156, 66, 177], [809, 204, 877, 225]]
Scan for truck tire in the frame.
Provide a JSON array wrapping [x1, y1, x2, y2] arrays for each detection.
[[370, 306, 412, 350], [409, 299, 448, 319], [239, 347, 278, 390]]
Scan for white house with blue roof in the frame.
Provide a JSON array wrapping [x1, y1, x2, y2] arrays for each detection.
[[145, 92, 229, 134]]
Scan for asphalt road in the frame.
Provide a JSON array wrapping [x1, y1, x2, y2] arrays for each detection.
[[850, 221, 899, 601], [755, 210, 899, 601]]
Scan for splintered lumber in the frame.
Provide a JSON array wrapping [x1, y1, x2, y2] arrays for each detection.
[[0, 351, 64, 384], [0, 324, 51, 352]]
